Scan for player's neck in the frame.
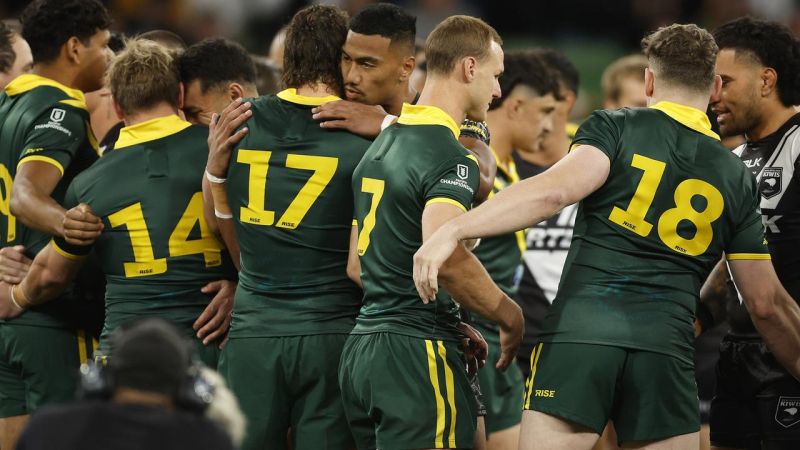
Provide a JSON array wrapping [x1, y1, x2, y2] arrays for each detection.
[[123, 103, 181, 127], [648, 89, 709, 115], [382, 84, 417, 117], [32, 64, 81, 92], [415, 77, 466, 128], [486, 112, 513, 163], [296, 82, 339, 98], [747, 104, 798, 142]]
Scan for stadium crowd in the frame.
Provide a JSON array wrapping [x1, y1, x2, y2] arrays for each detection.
[[0, 1, 799, 450]]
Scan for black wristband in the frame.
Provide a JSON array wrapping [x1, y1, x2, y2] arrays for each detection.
[[460, 119, 491, 145]]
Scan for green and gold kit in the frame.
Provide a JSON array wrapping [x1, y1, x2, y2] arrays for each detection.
[[0, 74, 99, 328], [53, 114, 236, 346], [224, 89, 372, 338], [541, 101, 769, 364]]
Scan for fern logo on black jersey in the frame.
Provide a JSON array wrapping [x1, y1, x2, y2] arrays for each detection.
[[760, 167, 782, 199]]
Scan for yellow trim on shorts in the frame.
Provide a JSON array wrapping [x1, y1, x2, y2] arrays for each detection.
[[18, 155, 65, 176], [77, 329, 88, 364], [437, 341, 458, 448], [425, 197, 467, 212], [426, 340, 446, 448], [524, 343, 544, 409], [726, 253, 772, 261], [51, 239, 87, 261]]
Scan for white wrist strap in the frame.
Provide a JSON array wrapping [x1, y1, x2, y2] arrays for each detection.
[[205, 170, 227, 184], [380, 114, 398, 131], [214, 210, 233, 220]]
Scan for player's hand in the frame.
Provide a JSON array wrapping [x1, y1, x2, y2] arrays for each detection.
[[496, 300, 524, 371], [458, 322, 488, 376], [0, 246, 31, 284], [62, 203, 103, 246], [194, 279, 237, 347], [207, 98, 252, 178], [0, 282, 25, 320], [413, 224, 460, 303], [311, 100, 387, 139]]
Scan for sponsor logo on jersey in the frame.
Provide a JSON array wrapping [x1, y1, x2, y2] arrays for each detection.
[[775, 397, 800, 428], [457, 164, 469, 180], [534, 389, 556, 398], [760, 167, 782, 199]]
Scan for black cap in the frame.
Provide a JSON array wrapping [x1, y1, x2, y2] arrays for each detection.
[[108, 318, 192, 396]]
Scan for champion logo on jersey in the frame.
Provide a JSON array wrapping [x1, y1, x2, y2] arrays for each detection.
[[50, 108, 65, 123], [775, 397, 800, 428], [457, 164, 469, 180], [760, 167, 782, 199]]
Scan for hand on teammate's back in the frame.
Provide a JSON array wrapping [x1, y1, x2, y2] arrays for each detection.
[[62, 203, 104, 246], [0, 245, 31, 284], [207, 98, 252, 179], [312, 100, 388, 139], [194, 279, 237, 348]]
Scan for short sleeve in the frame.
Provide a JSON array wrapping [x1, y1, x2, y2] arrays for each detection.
[[423, 154, 480, 212], [51, 180, 93, 260], [18, 106, 87, 176], [571, 110, 622, 162], [726, 179, 770, 261]]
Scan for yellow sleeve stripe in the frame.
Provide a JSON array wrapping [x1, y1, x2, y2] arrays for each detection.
[[50, 239, 87, 261], [465, 153, 480, 167], [726, 253, 772, 261], [425, 197, 467, 212], [18, 156, 65, 176]]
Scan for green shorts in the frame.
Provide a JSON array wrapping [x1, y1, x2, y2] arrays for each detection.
[[523, 342, 700, 443], [0, 324, 95, 417], [478, 337, 524, 435], [219, 334, 352, 450], [339, 332, 478, 450]]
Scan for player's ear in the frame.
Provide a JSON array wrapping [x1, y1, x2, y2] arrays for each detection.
[[111, 95, 124, 120], [229, 83, 245, 101], [710, 74, 722, 104], [462, 56, 477, 82], [64, 36, 82, 65], [761, 67, 778, 98], [644, 68, 655, 98], [399, 55, 416, 82], [177, 82, 185, 109]]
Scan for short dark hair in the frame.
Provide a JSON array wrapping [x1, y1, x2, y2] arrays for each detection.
[[490, 50, 562, 110], [0, 22, 14, 74], [178, 38, 257, 93], [349, 3, 416, 51], [532, 48, 579, 96], [282, 5, 348, 94], [641, 23, 717, 94], [714, 16, 800, 107], [20, 0, 111, 64]]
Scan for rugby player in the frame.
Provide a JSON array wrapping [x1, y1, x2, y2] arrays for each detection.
[[0, 39, 237, 365], [0, 22, 32, 89], [339, 16, 524, 449], [710, 16, 800, 450], [414, 23, 800, 450], [601, 54, 648, 109], [205, 6, 373, 449], [0, 1, 109, 447]]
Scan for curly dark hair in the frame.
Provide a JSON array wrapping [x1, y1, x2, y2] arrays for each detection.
[[714, 16, 800, 107], [0, 22, 14, 74], [177, 38, 257, 92], [490, 50, 562, 110], [282, 5, 348, 94], [531, 48, 579, 96], [20, 0, 111, 64], [641, 24, 717, 94], [349, 3, 416, 52]]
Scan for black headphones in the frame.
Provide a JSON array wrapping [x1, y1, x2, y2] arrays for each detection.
[[78, 319, 216, 413]]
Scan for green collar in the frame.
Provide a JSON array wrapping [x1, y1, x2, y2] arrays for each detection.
[[276, 88, 340, 106], [4, 74, 87, 110], [396, 103, 461, 139], [649, 101, 719, 140], [115, 114, 192, 150]]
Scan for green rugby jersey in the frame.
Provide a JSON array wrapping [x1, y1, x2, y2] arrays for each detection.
[[471, 151, 525, 335], [352, 103, 480, 342], [53, 115, 236, 343], [0, 74, 99, 328], [541, 101, 769, 363], [225, 89, 372, 337]]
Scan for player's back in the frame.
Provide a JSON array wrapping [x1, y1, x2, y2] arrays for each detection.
[[54, 114, 235, 340], [544, 102, 767, 363], [225, 89, 372, 337], [0, 74, 99, 327], [352, 104, 480, 342]]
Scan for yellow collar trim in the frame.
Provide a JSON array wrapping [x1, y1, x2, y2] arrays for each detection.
[[115, 115, 192, 150], [276, 88, 340, 106], [649, 101, 719, 141], [397, 103, 461, 139], [4, 74, 86, 107], [491, 148, 520, 184]]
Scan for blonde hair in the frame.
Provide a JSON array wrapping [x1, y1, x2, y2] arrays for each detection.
[[425, 15, 502, 76], [601, 54, 647, 102], [107, 38, 180, 115]]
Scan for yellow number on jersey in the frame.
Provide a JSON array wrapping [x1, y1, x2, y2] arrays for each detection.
[[110, 193, 224, 278], [0, 164, 15, 242], [609, 153, 725, 256], [356, 177, 385, 256], [237, 150, 338, 229]]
